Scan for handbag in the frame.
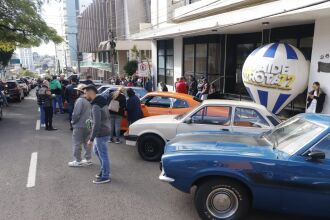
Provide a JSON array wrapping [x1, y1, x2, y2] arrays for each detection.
[[109, 99, 120, 112]]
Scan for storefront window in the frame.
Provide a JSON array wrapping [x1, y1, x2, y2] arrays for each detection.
[[184, 44, 194, 76], [157, 40, 174, 86], [195, 44, 207, 76], [280, 39, 298, 47]]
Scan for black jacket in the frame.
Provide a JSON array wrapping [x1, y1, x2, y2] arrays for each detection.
[[307, 89, 326, 113], [188, 79, 198, 96]]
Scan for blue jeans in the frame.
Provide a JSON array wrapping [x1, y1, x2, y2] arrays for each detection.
[[53, 95, 63, 113], [39, 104, 45, 124], [93, 136, 110, 179], [110, 114, 122, 139], [68, 103, 74, 127]]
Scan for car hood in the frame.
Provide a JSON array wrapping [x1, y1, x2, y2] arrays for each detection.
[[165, 131, 277, 159], [132, 114, 179, 125]]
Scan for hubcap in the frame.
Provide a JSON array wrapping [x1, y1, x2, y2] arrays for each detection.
[[206, 188, 239, 219]]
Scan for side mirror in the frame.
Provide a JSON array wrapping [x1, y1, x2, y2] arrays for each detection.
[[307, 150, 325, 161], [184, 117, 192, 124]]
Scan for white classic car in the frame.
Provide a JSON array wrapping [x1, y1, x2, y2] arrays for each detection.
[[125, 100, 281, 161]]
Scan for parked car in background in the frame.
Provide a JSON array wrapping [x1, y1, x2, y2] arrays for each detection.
[[160, 114, 330, 220], [4, 81, 24, 102], [16, 79, 29, 96], [126, 100, 279, 161]]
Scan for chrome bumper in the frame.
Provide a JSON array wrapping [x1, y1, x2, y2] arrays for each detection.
[[159, 169, 175, 183]]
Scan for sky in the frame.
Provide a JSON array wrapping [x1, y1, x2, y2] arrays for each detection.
[[32, 1, 62, 56]]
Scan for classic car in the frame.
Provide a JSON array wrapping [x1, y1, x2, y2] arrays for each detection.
[[126, 100, 280, 161], [102, 91, 201, 132], [159, 114, 330, 220]]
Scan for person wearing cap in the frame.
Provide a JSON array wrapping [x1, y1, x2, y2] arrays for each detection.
[[84, 84, 111, 184], [68, 84, 92, 167], [38, 79, 57, 131]]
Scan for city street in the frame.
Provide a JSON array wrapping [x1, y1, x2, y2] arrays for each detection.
[[0, 94, 325, 220]]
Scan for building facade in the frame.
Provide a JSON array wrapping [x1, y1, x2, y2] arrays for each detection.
[[132, 0, 330, 114], [77, 0, 152, 80], [17, 48, 34, 71]]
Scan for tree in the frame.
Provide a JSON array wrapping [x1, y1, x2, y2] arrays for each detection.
[[123, 60, 138, 76], [0, 0, 63, 47], [18, 68, 38, 78], [0, 42, 15, 67]]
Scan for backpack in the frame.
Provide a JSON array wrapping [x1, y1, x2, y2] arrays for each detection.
[[70, 86, 79, 102], [37, 87, 47, 96], [108, 98, 120, 112]]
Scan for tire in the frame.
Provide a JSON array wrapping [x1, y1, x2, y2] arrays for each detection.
[[195, 178, 251, 220], [137, 134, 165, 161]]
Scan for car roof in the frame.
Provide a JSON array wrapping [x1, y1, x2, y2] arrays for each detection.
[[147, 92, 196, 99], [201, 99, 271, 113], [301, 113, 330, 128], [100, 85, 144, 90]]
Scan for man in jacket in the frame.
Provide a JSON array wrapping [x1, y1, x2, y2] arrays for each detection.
[[68, 84, 92, 167], [188, 75, 198, 96], [65, 78, 79, 130], [50, 75, 64, 114], [84, 85, 111, 184], [175, 77, 188, 94], [126, 88, 143, 125]]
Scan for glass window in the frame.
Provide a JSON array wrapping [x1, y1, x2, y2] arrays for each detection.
[[191, 106, 231, 125], [172, 98, 189, 108], [143, 96, 171, 108], [184, 44, 194, 75], [208, 43, 221, 75], [234, 108, 269, 128], [195, 44, 207, 75], [312, 134, 330, 159], [300, 37, 313, 60], [157, 40, 174, 86], [264, 118, 325, 155], [279, 38, 298, 47]]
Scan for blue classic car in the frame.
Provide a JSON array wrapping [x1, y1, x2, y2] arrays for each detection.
[[160, 114, 330, 220]]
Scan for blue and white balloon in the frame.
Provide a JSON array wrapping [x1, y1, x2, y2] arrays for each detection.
[[242, 43, 309, 114]]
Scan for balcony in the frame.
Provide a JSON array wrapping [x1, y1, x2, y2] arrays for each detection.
[[172, 0, 273, 22]]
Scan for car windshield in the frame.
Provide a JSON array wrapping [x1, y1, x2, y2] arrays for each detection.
[[133, 88, 147, 99], [6, 82, 16, 88], [263, 117, 325, 155]]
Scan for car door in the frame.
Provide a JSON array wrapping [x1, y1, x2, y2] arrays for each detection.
[[169, 98, 190, 115], [232, 107, 271, 134], [176, 105, 232, 134], [280, 134, 330, 216], [141, 95, 171, 116]]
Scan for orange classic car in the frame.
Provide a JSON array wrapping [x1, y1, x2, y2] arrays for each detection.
[[121, 92, 201, 131]]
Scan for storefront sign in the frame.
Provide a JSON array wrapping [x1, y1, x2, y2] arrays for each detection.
[[242, 43, 309, 114], [318, 53, 330, 73]]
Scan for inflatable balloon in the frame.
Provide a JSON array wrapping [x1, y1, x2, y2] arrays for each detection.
[[242, 43, 309, 114]]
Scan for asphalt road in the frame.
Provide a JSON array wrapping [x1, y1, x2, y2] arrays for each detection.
[[0, 93, 327, 220]]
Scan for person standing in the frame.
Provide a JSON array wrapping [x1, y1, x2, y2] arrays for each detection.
[[108, 87, 126, 144], [50, 75, 64, 114], [65, 78, 79, 130], [68, 84, 92, 167], [159, 82, 168, 92], [36, 79, 45, 127], [175, 77, 188, 94], [306, 82, 326, 113], [188, 75, 198, 96], [39, 80, 57, 131], [145, 78, 153, 92], [59, 74, 69, 106], [126, 88, 143, 125], [84, 85, 111, 184], [201, 78, 210, 100]]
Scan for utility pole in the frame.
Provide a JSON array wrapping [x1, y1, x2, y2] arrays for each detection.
[[76, 32, 81, 74], [109, 30, 116, 77]]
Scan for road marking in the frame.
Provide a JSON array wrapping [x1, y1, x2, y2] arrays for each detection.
[[36, 120, 40, 130], [26, 152, 38, 188]]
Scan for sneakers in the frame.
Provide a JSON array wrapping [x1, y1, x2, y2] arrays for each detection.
[[81, 159, 93, 166], [115, 138, 121, 144], [68, 161, 82, 167], [95, 172, 102, 178], [41, 123, 46, 128], [108, 138, 114, 143], [93, 177, 111, 184]]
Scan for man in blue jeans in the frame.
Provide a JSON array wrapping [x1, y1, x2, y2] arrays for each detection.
[[84, 85, 111, 184]]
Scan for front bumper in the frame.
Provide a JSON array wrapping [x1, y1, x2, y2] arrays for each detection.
[[159, 169, 175, 183], [125, 135, 138, 146]]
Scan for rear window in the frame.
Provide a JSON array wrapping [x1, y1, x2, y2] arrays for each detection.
[[267, 115, 281, 126], [133, 89, 147, 99], [7, 82, 17, 88]]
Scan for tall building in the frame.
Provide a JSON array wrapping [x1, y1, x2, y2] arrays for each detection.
[[132, 0, 330, 114], [17, 48, 34, 71], [57, 0, 80, 73], [77, 0, 152, 79]]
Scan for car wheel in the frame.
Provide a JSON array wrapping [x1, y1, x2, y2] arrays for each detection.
[[137, 134, 164, 161], [195, 178, 250, 220]]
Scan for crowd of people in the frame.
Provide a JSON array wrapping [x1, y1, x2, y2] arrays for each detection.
[[35, 74, 144, 184]]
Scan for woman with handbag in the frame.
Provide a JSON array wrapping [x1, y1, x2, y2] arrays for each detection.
[[108, 87, 126, 144]]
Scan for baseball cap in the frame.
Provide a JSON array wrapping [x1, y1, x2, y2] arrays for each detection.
[[74, 84, 87, 92], [83, 84, 97, 93]]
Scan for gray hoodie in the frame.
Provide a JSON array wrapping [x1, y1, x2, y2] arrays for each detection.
[[90, 95, 111, 141], [71, 95, 91, 129]]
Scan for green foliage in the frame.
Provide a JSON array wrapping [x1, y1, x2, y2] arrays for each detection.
[[0, 42, 15, 67], [123, 60, 138, 76], [18, 68, 38, 78], [0, 0, 63, 47]]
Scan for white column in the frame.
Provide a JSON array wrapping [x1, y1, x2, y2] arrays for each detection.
[[309, 17, 330, 114], [172, 37, 183, 91], [151, 40, 158, 84]]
